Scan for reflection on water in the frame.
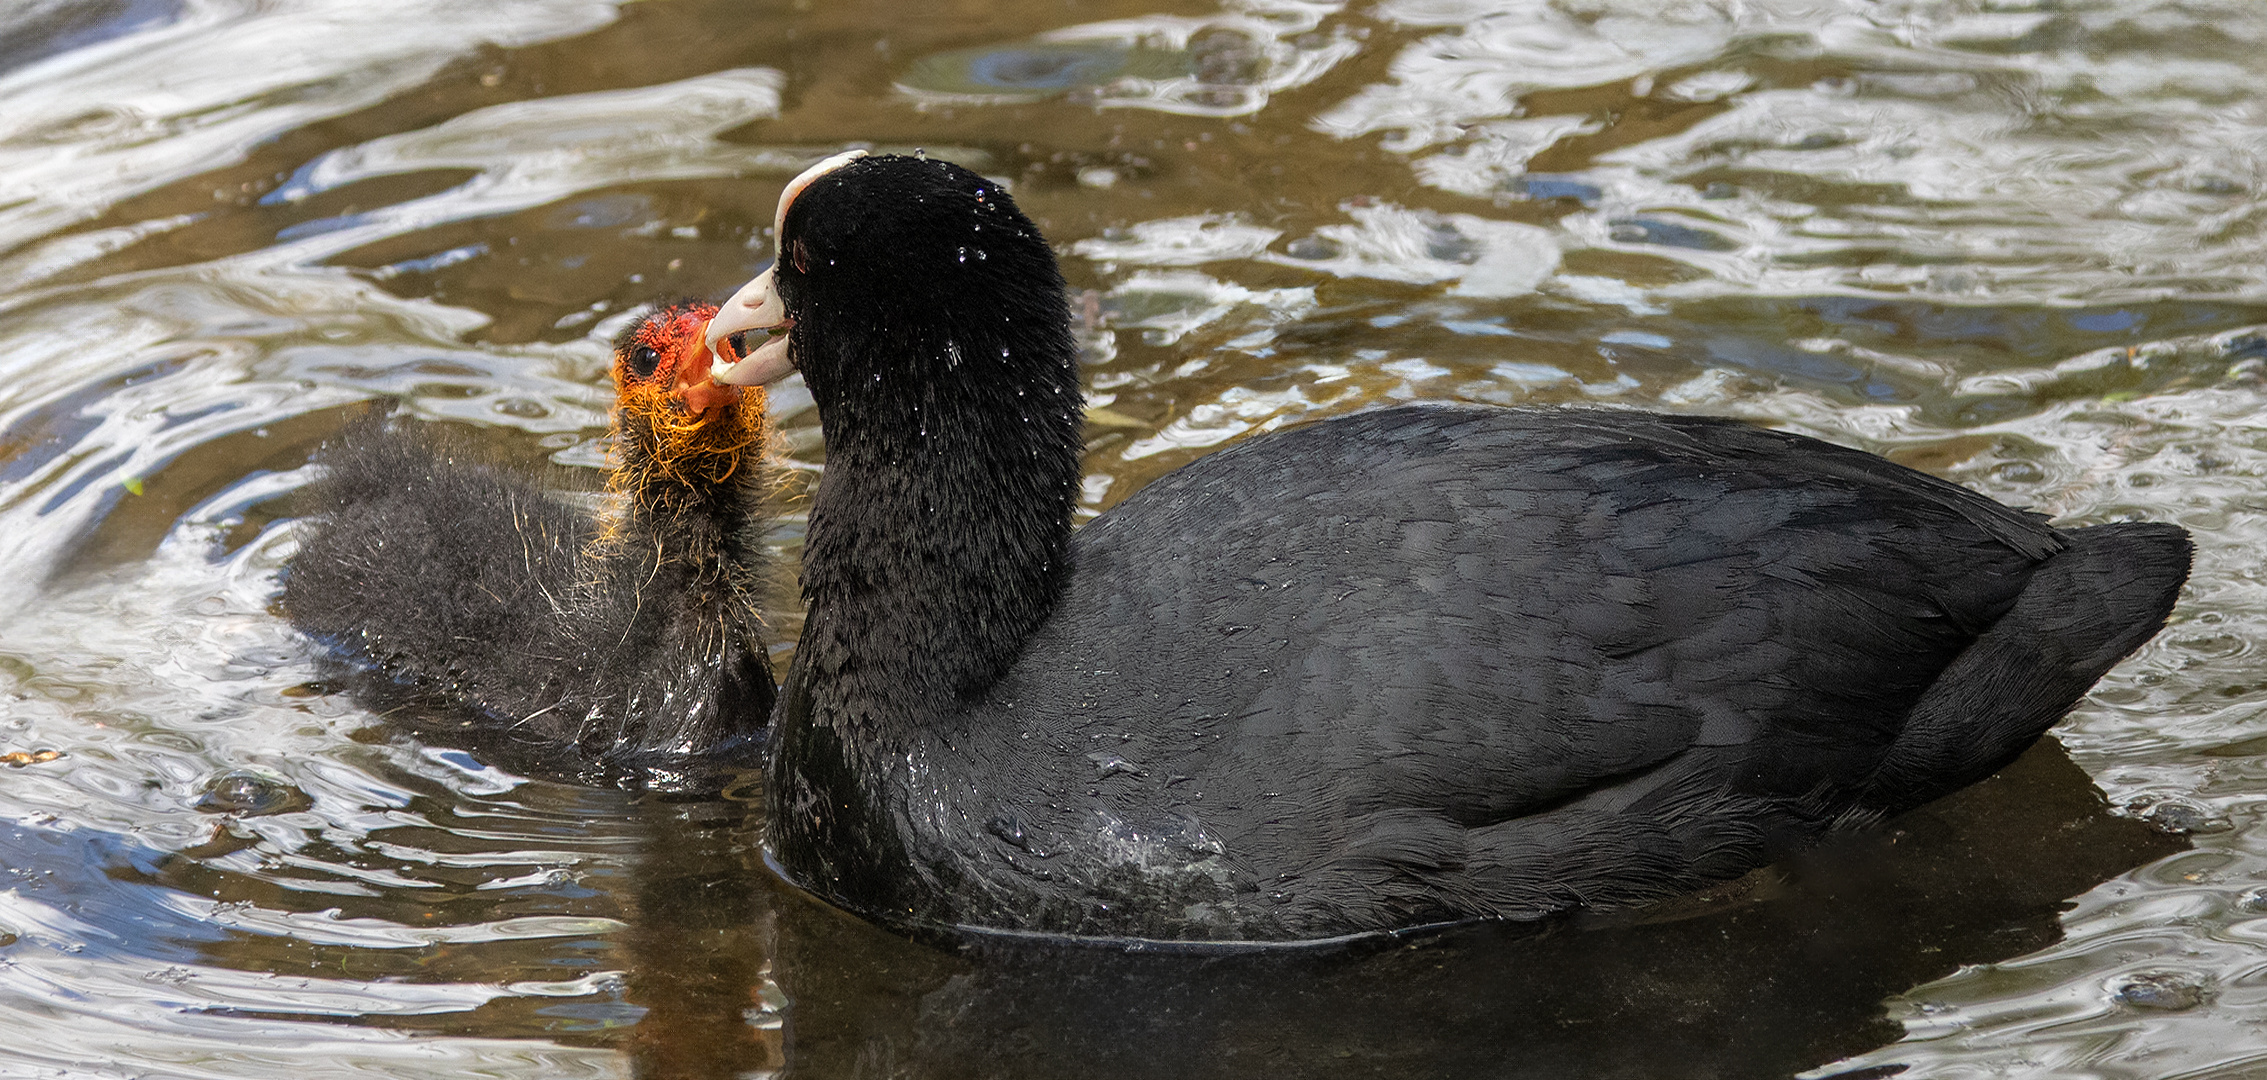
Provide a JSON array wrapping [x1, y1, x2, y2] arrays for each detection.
[[3, 0, 2267, 1076], [753, 741, 2182, 1080]]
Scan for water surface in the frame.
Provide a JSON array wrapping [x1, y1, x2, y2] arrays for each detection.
[[4, 1, 2266, 1076]]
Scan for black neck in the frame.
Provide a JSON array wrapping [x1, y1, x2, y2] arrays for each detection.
[[791, 303, 1083, 722], [767, 297, 1079, 921], [758, 154, 1082, 915]]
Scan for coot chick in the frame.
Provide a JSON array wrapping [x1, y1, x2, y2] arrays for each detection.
[[285, 302, 776, 784], [705, 153, 2191, 944]]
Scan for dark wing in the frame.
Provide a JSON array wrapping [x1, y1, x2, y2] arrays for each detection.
[[988, 405, 2060, 905]]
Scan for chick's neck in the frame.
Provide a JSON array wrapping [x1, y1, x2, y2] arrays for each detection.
[[604, 389, 768, 579]]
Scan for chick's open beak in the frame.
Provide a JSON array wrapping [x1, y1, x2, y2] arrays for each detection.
[[705, 265, 794, 387], [676, 377, 742, 417]]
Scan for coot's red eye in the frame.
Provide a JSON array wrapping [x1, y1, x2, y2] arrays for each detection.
[[626, 345, 661, 378], [791, 238, 811, 275]]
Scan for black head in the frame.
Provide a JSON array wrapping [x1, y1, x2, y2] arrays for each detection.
[[770, 155, 1077, 420], [749, 156, 1087, 708]]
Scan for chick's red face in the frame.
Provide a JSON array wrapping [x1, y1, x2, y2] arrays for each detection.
[[607, 301, 767, 489], [615, 302, 714, 389], [615, 301, 748, 417]]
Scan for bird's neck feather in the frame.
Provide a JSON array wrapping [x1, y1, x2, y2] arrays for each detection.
[[791, 318, 1083, 724], [767, 322, 1079, 923]]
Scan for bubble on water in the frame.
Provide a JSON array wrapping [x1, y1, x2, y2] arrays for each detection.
[[1424, 223, 1480, 263], [2110, 971, 2209, 1011], [1606, 218, 1736, 252], [1514, 175, 1603, 203], [1991, 460, 2047, 484], [898, 13, 1348, 117], [2131, 798, 2230, 835], [901, 42, 1144, 101], [194, 768, 312, 816]]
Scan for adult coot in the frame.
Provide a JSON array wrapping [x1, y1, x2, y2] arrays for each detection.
[[285, 302, 777, 784], [704, 152, 2191, 944]]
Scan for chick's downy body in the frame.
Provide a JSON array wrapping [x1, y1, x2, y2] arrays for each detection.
[[283, 303, 776, 783]]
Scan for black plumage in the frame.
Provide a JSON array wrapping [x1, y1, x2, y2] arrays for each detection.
[[283, 302, 776, 784], [712, 154, 2191, 943]]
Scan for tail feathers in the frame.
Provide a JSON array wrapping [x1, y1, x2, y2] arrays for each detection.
[[1862, 520, 2192, 812]]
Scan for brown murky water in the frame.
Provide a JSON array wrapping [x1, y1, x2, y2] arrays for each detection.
[[4, 1, 2266, 1076]]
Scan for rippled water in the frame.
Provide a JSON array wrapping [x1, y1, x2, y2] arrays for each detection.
[[4, 0, 2266, 1076]]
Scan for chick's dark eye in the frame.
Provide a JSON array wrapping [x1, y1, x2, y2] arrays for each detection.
[[626, 345, 661, 379]]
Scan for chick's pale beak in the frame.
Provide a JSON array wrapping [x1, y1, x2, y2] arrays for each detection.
[[705, 266, 795, 387]]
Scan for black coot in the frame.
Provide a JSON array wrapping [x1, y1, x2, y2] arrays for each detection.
[[704, 153, 2191, 943], [285, 302, 777, 782]]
